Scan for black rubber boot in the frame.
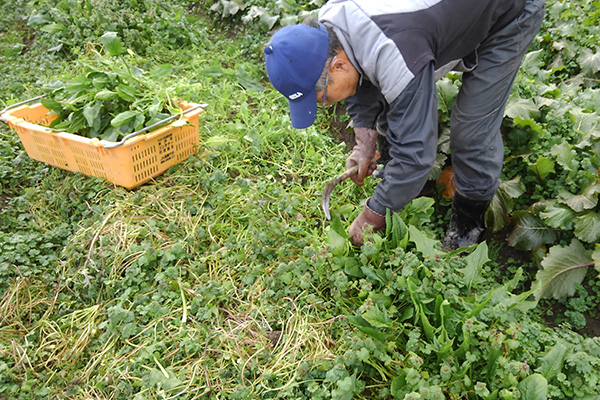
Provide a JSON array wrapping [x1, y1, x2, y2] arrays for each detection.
[[441, 193, 489, 252]]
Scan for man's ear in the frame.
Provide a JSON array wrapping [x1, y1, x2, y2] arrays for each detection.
[[330, 57, 348, 72], [331, 54, 348, 72]]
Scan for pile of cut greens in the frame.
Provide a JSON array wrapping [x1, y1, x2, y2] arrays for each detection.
[[40, 33, 182, 141]]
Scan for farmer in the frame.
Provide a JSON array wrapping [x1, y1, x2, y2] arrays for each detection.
[[264, 0, 545, 249]]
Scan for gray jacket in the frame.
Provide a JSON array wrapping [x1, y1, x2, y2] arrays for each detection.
[[318, 0, 526, 213]]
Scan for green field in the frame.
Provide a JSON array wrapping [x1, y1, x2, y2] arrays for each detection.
[[1, 1, 599, 399]]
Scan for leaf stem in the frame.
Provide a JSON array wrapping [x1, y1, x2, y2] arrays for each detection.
[[564, 262, 595, 271]]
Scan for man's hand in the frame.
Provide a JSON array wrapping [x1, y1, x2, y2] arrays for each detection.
[[348, 200, 386, 246], [346, 127, 378, 185]]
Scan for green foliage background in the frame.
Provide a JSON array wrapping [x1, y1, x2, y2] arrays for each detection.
[[1, 0, 600, 399]]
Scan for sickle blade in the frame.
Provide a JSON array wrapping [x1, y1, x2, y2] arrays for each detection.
[[321, 165, 359, 220]]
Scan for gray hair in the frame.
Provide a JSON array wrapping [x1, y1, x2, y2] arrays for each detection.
[[302, 16, 343, 91]]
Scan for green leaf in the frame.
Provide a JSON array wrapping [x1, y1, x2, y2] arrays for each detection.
[[65, 111, 87, 133], [405, 197, 434, 213], [48, 43, 63, 53], [550, 142, 577, 172], [219, 0, 246, 17], [402, 197, 435, 226], [275, 0, 296, 13], [533, 239, 593, 300], [419, 304, 435, 342], [150, 64, 173, 79], [465, 288, 494, 318], [560, 181, 600, 212], [578, 47, 600, 74], [570, 107, 600, 135], [50, 119, 71, 131], [459, 242, 489, 291], [235, 66, 264, 92], [148, 100, 162, 118], [486, 193, 510, 233], [491, 270, 538, 313], [391, 375, 407, 399], [328, 216, 348, 256], [520, 49, 545, 76], [513, 115, 544, 133], [487, 344, 504, 381], [40, 23, 66, 34], [408, 226, 439, 259], [386, 210, 408, 250], [279, 14, 299, 26], [82, 101, 102, 129], [63, 76, 94, 96], [144, 368, 183, 392], [343, 258, 363, 278], [360, 266, 384, 284], [594, 244, 600, 276], [505, 94, 539, 120], [205, 135, 235, 147], [361, 303, 392, 328], [94, 90, 118, 101], [111, 110, 139, 128], [198, 65, 225, 76], [347, 314, 389, 342], [436, 77, 459, 113], [501, 176, 526, 198], [89, 71, 111, 88], [528, 156, 555, 181], [574, 211, 600, 243], [517, 374, 548, 400], [332, 374, 356, 400], [146, 112, 171, 127], [27, 13, 52, 26], [540, 204, 576, 229], [99, 127, 120, 142], [508, 211, 557, 251], [170, 118, 187, 128], [243, 131, 261, 149], [486, 177, 525, 232], [259, 11, 279, 31], [41, 97, 65, 114], [535, 343, 569, 381], [116, 84, 137, 102], [130, 65, 145, 78], [99, 31, 124, 57]]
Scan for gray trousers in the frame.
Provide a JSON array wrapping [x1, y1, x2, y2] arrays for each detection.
[[450, 0, 545, 201], [368, 0, 545, 215]]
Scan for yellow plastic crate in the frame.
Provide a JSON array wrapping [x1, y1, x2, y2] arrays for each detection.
[[1, 100, 205, 189]]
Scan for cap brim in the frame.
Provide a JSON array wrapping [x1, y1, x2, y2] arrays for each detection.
[[288, 90, 318, 129]]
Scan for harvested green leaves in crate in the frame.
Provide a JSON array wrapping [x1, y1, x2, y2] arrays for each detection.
[[41, 32, 183, 142]]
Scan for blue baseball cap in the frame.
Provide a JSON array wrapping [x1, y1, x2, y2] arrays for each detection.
[[264, 23, 329, 129]]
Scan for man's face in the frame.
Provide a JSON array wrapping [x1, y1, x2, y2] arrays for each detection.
[[316, 53, 359, 106]]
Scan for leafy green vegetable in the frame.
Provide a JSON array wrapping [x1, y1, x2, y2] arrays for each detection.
[[536, 343, 570, 381], [508, 211, 557, 251], [533, 239, 593, 300], [459, 242, 489, 292], [517, 374, 548, 400], [41, 37, 182, 140], [99, 31, 124, 57], [328, 216, 349, 255], [408, 225, 439, 259]]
